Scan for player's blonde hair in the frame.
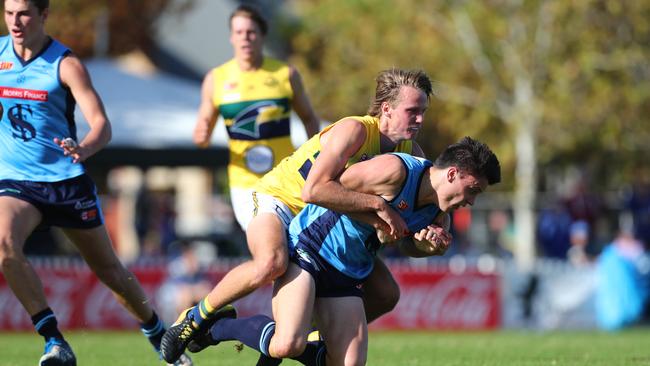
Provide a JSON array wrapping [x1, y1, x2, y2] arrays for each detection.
[[368, 68, 433, 117]]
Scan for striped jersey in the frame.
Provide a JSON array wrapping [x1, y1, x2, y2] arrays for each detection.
[[256, 115, 413, 215], [288, 153, 441, 279], [213, 57, 295, 189]]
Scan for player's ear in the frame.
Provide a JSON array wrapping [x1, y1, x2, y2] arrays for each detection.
[[381, 101, 391, 118], [446, 167, 457, 182]]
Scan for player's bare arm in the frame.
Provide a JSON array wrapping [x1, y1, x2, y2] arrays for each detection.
[[193, 70, 219, 148], [56, 54, 111, 163], [338, 154, 407, 236], [288, 65, 319, 138], [301, 119, 408, 236]]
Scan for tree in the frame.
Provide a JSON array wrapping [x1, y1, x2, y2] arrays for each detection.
[[282, 0, 650, 267]]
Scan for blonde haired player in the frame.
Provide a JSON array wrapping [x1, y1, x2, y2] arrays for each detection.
[[192, 4, 319, 231]]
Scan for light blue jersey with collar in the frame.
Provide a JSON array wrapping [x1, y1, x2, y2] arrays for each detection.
[[0, 36, 83, 182], [288, 153, 442, 279]]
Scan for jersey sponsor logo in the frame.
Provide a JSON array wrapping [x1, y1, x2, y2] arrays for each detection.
[[0, 86, 48, 101], [230, 100, 279, 139], [8, 104, 36, 142], [74, 199, 97, 210], [81, 209, 98, 221], [224, 81, 238, 90], [0, 61, 13, 70], [397, 200, 409, 211], [296, 247, 320, 271], [264, 76, 278, 87]]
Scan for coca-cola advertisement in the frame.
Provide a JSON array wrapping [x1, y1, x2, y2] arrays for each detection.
[[371, 268, 500, 330], [0, 262, 499, 330]]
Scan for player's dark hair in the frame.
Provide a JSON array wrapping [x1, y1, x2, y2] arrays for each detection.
[[229, 4, 268, 36], [434, 136, 501, 185], [368, 68, 433, 117], [29, 0, 49, 13]]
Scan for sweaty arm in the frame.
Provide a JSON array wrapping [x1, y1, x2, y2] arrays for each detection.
[[289, 66, 320, 138], [57, 54, 111, 163], [302, 121, 409, 237], [193, 71, 220, 148]]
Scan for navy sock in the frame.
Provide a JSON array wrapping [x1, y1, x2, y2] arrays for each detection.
[[140, 311, 165, 351], [292, 340, 327, 366], [32, 308, 64, 342], [211, 314, 275, 356], [256, 354, 283, 366]]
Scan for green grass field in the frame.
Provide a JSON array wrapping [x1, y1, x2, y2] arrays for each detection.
[[2, 329, 649, 366]]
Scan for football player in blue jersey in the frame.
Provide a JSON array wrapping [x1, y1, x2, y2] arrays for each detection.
[[186, 137, 501, 365], [0, 1, 194, 365]]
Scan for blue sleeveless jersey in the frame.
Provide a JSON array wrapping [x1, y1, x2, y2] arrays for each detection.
[[288, 153, 442, 279], [0, 36, 83, 181]]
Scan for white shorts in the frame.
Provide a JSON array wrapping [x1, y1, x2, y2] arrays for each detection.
[[230, 188, 295, 231], [251, 191, 295, 230], [230, 187, 256, 231]]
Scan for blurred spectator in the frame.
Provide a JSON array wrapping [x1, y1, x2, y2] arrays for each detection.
[[449, 207, 473, 255], [567, 220, 591, 266], [623, 181, 650, 250], [537, 202, 571, 259], [563, 176, 602, 244], [595, 228, 650, 331], [486, 209, 514, 257], [159, 241, 212, 318], [136, 189, 178, 257]]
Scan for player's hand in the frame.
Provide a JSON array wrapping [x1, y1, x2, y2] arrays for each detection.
[[376, 200, 409, 239], [413, 224, 452, 256], [54, 137, 87, 163], [376, 228, 399, 244], [193, 122, 211, 148]]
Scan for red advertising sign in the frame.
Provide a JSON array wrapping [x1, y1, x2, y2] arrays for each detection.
[[0, 263, 499, 330]]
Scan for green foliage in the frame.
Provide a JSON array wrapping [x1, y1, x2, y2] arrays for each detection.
[[283, 0, 650, 190]]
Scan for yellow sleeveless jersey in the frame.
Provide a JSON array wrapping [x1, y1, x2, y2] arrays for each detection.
[[256, 115, 413, 215], [213, 58, 294, 189]]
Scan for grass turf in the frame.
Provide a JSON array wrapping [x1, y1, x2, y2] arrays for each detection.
[[2, 329, 649, 365]]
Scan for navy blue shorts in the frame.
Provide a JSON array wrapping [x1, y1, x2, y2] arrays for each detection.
[[289, 240, 365, 298], [0, 174, 104, 229]]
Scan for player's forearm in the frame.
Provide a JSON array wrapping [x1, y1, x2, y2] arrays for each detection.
[[79, 119, 111, 157], [303, 180, 384, 215]]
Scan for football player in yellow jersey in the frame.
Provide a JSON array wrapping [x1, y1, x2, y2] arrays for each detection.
[[161, 68, 454, 365], [192, 4, 320, 231]]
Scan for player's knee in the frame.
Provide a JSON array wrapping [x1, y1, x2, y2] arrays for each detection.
[[251, 254, 288, 287], [271, 335, 306, 359], [0, 235, 20, 264]]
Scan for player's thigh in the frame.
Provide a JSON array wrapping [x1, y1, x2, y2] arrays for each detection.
[[246, 212, 288, 261], [315, 296, 368, 364], [271, 263, 315, 342], [0, 196, 42, 250], [363, 256, 399, 302], [62, 225, 121, 269]]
